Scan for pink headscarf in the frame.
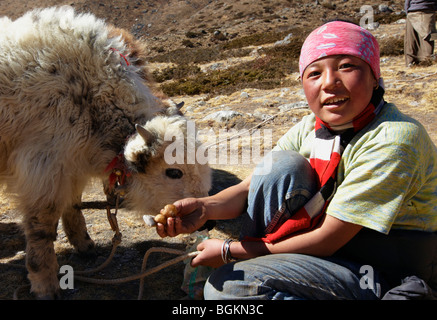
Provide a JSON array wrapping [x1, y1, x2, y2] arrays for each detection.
[[299, 21, 380, 80]]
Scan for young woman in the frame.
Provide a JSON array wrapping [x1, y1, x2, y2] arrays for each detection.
[[157, 21, 437, 300]]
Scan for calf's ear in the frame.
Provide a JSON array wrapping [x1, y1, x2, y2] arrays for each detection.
[[124, 124, 156, 173]]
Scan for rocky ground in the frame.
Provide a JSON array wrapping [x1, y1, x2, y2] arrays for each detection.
[[0, 0, 436, 300]]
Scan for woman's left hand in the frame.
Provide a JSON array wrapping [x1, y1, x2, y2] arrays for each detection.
[[191, 239, 228, 268]]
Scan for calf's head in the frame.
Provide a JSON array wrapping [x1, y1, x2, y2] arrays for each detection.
[[121, 115, 211, 215]]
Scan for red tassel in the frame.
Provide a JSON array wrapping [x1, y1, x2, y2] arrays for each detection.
[[104, 154, 131, 192], [110, 48, 130, 66]]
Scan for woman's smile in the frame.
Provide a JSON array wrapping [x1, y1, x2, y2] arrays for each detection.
[[322, 96, 350, 108]]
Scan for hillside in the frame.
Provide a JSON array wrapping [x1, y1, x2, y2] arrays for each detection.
[[0, 0, 436, 300], [0, 1, 406, 46], [2, 0, 432, 142]]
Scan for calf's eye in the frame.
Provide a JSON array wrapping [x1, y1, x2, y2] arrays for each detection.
[[165, 168, 183, 179]]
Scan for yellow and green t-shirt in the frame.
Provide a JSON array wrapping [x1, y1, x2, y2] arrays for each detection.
[[273, 103, 437, 234]]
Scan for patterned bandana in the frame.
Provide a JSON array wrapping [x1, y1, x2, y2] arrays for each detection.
[[299, 21, 381, 80], [256, 22, 385, 244]]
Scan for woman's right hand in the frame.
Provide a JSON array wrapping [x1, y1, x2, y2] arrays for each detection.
[[156, 197, 209, 238], [157, 175, 252, 238]]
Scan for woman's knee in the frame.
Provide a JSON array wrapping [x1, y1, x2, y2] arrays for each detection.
[[243, 150, 318, 238], [203, 262, 242, 300], [252, 151, 317, 193], [253, 150, 313, 179], [203, 254, 300, 300], [203, 260, 266, 300]]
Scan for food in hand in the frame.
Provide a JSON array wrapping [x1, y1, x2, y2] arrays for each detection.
[[143, 204, 179, 227], [153, 213, 167, 225], [160, 204, 178, 218]]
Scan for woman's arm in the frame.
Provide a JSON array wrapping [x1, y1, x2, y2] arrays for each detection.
[[191, 214, 363, 267], [156, 173, 252, 237], [201, 173, 252, 220], [241, 214, 362, 257]]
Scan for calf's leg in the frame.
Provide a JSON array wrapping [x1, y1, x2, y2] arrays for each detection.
[[23, 205, 61, 299], [61, 198, 95, 255]]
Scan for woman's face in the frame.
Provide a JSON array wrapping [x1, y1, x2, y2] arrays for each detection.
[[302, 55, 377, 126]]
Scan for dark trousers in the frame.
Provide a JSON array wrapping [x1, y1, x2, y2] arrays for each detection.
[[335, 228, 437, 290]]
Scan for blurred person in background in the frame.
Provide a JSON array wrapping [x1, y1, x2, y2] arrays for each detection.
[[404, 0, 437, 66]]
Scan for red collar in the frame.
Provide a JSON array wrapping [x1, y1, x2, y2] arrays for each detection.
[[104, 154, 131, 193]]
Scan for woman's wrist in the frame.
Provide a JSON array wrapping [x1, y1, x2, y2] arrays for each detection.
[[227, 240, 270, 261], [196, 196, 218, 222], [221, 239, 237, 264]]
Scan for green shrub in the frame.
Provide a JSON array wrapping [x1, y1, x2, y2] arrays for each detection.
[[153, 29, 306, 96], [159, 51, 299, 96], [152, 64, 202, 83]]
